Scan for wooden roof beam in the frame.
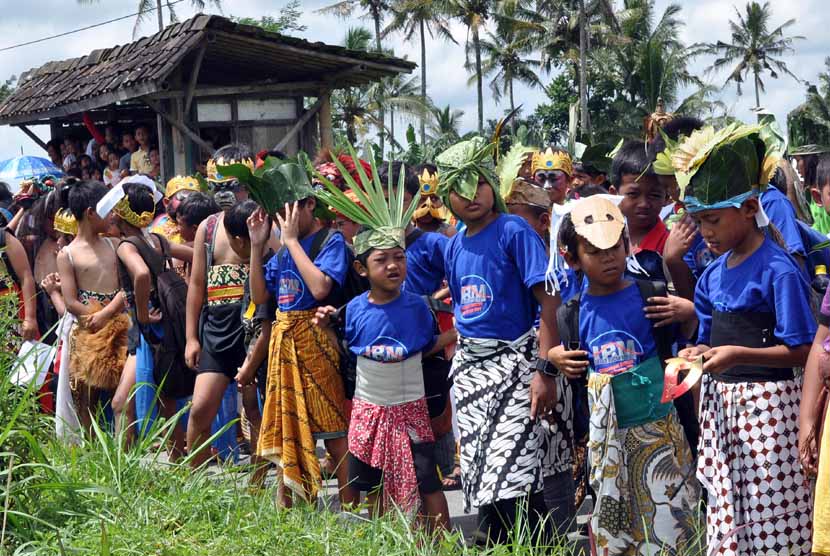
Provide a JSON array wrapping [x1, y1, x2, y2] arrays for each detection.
[[142, 97, 213, 154], [184, 41, 208, 116]]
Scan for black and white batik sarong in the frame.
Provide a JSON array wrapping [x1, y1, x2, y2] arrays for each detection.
[[452, 330, 568, 511]]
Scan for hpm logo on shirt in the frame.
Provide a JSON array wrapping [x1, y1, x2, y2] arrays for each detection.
[[364, 336, 408, 362], [458, 274, 494, 321], [589, 331, 644, 375], [278, 270, 305, 309]]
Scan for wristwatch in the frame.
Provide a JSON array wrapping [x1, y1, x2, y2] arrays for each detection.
[[533, 357, 560, 378]]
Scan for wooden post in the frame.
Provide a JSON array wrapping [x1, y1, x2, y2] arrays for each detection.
[[184, 42, 208, 116], [275, 97, 324, 151], [319, 90, 333, 152]]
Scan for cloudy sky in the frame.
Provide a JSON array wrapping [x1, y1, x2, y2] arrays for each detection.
[[0, 0, 826, 163]]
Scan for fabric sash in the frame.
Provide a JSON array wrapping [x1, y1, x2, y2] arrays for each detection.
[[354, 353, 425, 406], [604, 356, 672, 429]]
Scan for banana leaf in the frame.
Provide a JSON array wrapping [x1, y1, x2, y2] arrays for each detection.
[[218, 157, 313, 216]]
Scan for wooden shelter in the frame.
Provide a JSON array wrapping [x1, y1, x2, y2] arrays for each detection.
[[0, 15, 415, 181]]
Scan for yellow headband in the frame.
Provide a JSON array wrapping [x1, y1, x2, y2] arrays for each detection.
[[113, 195, 155, 228], [531, 148, 573, 176], [53, 209, 78, 236], [207, 157, 255, 183], [166, 175, 200, 198]]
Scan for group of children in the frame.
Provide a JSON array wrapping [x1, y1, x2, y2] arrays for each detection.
[[13, 112, 830, 555]]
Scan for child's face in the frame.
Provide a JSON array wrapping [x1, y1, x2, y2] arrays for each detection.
[[122, 134, 137, 152], [507, 204, 549, 239], [449, 178, 495, 223], [64, 139, 76, 155], [150, 149, 160, 165], [135, 128, 149, 147], [359, 247, 407, 293], [568, 235, 628, 290], [812, 183, 830, 214], [99, 144, 110, 161], [534, 170, 570, 205], [333, 216, 360, 244], [86, 208, 110, 234], [691, 200, 758, 255], [108, 152, 120, 169], [228, 235, 251, 259], [176, 214, 198, 243], [616, 174, 666, 232]]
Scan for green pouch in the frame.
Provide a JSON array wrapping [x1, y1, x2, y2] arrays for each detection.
[[607, 356, 672, 429]]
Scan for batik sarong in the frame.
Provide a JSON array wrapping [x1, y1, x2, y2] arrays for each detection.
[[813, 405, 830, 555], [452, 330, 562, 511], [349, 397, 434, 511], [258, 309, 348, 501], [698, 376, 813, 556], [587, 372, 699, 556]]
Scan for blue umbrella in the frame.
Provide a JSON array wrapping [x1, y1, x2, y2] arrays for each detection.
[[0, 156, 63, 192]]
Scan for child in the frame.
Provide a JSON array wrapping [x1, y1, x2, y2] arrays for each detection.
[[313, 157, 452, 530], [130, 125, 153, 175], [184, 199, 256, 468], [105, 152, 121, 187], [175, 192, 220, 245], [610, 141, 670, 283], [238, 155, 353, 508], [55, 180, 128, 432], [674, 123, 815, 555], [548, 196, 699, 555], [148, 146, 161, 180], [102, 180, 192, 453], [531, 147, 573, 206], [435, 137, 565, 545]]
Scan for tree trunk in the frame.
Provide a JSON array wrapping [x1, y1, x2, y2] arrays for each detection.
[[420, 18, 427, 147], [473, 26, 484, 134], [156, 0, 164, 31], [754, 70, 761, 109], [578, 0, 588, 138], [509, 78, 516, 134], [373, 7, 385, 154], [390, 106, 396, 156]]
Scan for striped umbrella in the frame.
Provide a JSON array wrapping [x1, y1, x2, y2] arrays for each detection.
[[0, 156, 64, 193]]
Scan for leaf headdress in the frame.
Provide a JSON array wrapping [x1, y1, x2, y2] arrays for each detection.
[[314, 146, 420, 256]]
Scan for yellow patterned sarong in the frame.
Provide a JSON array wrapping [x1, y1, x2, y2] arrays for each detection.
[[257, 309, 347, 501], [814, 407, 830, 554]]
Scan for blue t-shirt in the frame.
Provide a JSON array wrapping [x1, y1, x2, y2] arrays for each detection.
[[683, 232, 717, 280], [403, 231, 448, 296], [445, 214, 548, 340], [695, 236, 816, 347], [263, 230, 350, 312], [761, 186, 806, 257], [579, 283, 658, 375], [345, 291, 436, 362]]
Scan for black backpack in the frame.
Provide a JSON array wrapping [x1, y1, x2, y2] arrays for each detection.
[[120, 233, 194, 398], [558, 280, 681, 442]]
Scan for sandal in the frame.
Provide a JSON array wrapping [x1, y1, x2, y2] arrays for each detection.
[[441, 465, 462, 491]]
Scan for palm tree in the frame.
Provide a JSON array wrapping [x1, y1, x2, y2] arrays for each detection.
[[697, 1, 804, 109], [77, 0, 221, 35], [445, 0, 491, 134], [319, 1, 390, 150], [369, 74, 429, 155], [333, 28, 375, 144], [478, 13, 541, 130], [428, 104, 465, 153], [383, 0, 456, 146]]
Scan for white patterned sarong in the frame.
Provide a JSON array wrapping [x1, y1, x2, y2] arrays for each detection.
[[452, 330, 568, 511], [698, 375, 812, 556]]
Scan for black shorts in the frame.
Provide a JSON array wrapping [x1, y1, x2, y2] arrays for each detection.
[[348, 442, 441, 495], [197, 303, 247, 379]]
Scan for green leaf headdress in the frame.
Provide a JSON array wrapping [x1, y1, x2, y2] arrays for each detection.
[[668, 122, 783, 214], [435, 137, 506, 214], [217, 155, 315, 217], [497, 142, 550, 209], [314, 146, 420, 256]]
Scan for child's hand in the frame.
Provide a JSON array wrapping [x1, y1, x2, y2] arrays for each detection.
[[663, 213, 697, 263], [529, 371, 557, 420], [701, 345, 742, 374], [85, 311, 107, 333], [678, 345, 708, 361], [21, 318, 39, 341], [275, 202, 301, 244], [235, 358, 257, 387], [247, 208, 271, 249], [146, 308, 163, 324], [40, 272, 61, 295], [185, 338, 201, 370], [312, 305, 337, 328], [547, 344, 589, 379], [643, 295, 695, 327], [799, 424, 819, 478]]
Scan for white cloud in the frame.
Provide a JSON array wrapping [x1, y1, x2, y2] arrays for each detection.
[[0, 0, 826, 162]]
